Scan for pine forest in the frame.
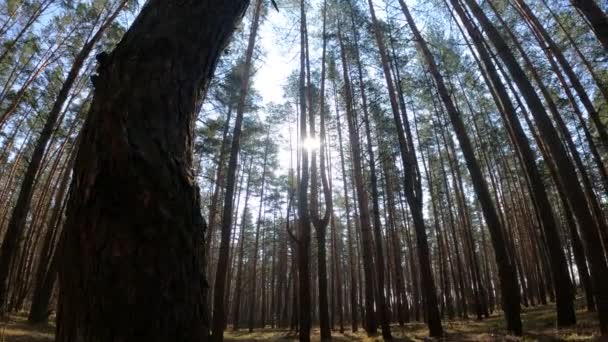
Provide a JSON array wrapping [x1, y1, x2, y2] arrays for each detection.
[[0, 0, 607, 341]]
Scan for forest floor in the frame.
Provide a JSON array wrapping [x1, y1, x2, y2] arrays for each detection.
[[0, 300, 603, 341]]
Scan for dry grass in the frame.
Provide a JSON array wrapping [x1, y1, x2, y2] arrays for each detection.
[[0, 313, 54, 342], [0, 300, 603, 341], [225, 301, 603, 341]]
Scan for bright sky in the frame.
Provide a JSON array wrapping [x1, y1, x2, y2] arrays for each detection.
[[253, 5, 301, 172], [256, 10, 297, 104], [250, 0, 403, 172]]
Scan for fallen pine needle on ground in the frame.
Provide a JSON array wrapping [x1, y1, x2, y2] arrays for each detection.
[[0, 300, 602, 341]]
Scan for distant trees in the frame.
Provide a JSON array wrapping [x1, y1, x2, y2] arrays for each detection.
[[0, 0, 607, 339], [364, 0, 443, 336], [0, 0, 129, 313], [211, 0, 264, 340]]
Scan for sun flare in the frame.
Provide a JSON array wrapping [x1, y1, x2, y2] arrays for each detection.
[[302, 136, 320, 152]]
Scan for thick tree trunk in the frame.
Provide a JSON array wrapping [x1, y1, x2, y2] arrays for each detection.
[[56, 1, 249, 341]]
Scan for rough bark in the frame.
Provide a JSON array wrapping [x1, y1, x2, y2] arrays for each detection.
[[56, 1, 249, 340]]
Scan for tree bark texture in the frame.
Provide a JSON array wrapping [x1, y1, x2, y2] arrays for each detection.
[[56, 1, 249, 341]]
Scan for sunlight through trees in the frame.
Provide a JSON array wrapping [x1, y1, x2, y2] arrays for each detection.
[[0, 0, 606, 341]]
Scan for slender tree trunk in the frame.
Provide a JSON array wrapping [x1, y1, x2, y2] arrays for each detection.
[[449, 0, 575, 326], [0, 130, 35, 236], [222, 158, 245, 328], [333, 78, 358, 333], [0, 0, 127, 312], [232, 161, 254, 331], [205, 105, 233, 272], [297, 0, 312, 339], [0, 0, 53, 66], [28, 146, 76, 323], [570, 0, 608, 50], [513, 0, 607, 146], [464, 0, 608, 333], [381, 150, 411, 324], [337, 24, 379, 337], [248, 129, 271, 332], [310, 3, 332, 338], [330, 214, 344, 333], [435, 125, 467, 319], [364, 0, 443, 336], [427, 163, 455, 320], [542, 0, 608, 104], [399, 0, 522, 334], [349, 13, 391, 339], [210, 0, 261, 339], [523, 108, 596, 312], [512, 0, 608, 200]]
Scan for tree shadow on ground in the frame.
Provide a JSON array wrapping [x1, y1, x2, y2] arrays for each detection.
[[0, 314, 54, 342], [0, 298, 601, 341]]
